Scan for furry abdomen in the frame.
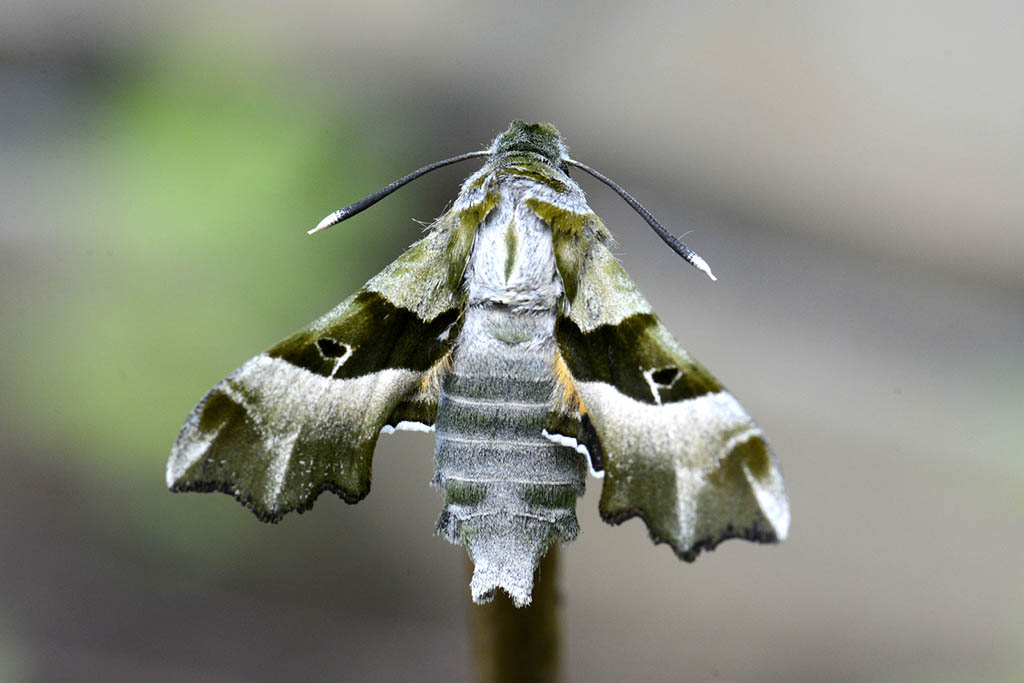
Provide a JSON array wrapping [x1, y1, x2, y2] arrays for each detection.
[[432, 186, 586, 606]]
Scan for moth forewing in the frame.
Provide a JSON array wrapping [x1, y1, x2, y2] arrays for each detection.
[[551, 239, 789, 554], [168, 120, 789, 608], [167, 226, 465, 521]]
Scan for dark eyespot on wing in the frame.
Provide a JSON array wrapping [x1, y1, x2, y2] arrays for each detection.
[[169, 285, 459, 522], [651, 367, 679, 386], [553, 306, 788, 561], [556, 313, 721, 405], [269, 291, 458, 379], [315, 338, 348, 358]]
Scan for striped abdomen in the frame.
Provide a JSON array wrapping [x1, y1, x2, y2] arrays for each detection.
[[433, 304, 585, 605]]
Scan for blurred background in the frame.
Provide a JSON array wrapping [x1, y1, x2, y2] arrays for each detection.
[[2, 1, 1021, 681]]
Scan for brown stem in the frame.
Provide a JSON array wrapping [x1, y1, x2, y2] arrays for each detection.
[[467, 547, 562, 683]]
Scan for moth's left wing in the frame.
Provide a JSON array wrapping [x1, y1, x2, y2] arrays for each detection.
[[168, 228, 464, 521], [551, 238, 789, 560]]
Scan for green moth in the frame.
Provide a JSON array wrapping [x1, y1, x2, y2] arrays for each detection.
[[167, 121, 789, 607]]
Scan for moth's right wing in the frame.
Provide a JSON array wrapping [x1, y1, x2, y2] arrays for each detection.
[[167, 226, 467, 522], [550, 229, 789, 560]]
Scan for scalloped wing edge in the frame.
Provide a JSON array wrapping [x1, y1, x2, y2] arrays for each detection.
[[168, 354, 422, 522], [579, 381, 789, 559]]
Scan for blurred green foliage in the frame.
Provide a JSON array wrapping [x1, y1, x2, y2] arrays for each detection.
[[3, 51, 434, 562]]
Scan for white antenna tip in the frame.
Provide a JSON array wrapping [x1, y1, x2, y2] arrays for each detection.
[[691, 254, 717, 281], [309, 210, 345, 235]]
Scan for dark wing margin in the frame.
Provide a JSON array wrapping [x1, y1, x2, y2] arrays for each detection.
[[551, 236, 789, 559], [168, 226, 466, 522]]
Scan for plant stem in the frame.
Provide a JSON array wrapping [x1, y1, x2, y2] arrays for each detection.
[[467, 547, 562, 683]]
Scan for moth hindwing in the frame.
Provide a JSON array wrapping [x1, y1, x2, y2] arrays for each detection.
[[168, 120, 790, 607]]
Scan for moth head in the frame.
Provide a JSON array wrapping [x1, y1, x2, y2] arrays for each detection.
[[490, 120, 569, 170], [310, 120, 716, 280]]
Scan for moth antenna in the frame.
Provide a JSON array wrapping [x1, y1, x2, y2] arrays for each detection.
[[566, 158, 717, 281], [310, 150, 490, 234]]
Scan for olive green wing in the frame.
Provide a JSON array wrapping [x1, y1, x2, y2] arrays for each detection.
[[167, 228, 464, 522], [552, 237, 789, 560]]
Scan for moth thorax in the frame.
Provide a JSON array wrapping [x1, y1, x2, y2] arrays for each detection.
[[463, 188, 562, 310]]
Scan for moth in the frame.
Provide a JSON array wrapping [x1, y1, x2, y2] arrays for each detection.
[[168, 121, 789, 607]]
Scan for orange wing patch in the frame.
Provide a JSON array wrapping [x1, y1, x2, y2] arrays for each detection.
[[420, 351, 453, 396], [552, 351, 586, 416]]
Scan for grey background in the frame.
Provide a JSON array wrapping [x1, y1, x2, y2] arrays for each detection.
[[2, 1, 1021, 681]]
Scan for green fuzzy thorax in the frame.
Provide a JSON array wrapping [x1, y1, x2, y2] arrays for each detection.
[[497, 159, 568, 193], [446, 190, 500, 290], [491, 120, 567, 167], [442, 121, 610, 298], [525, 198, 598, 237]]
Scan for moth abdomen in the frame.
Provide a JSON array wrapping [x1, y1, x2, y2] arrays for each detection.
[[433, 433, 584, 486], [433, 339, 589, 604], [438, 382, 548, 436]]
